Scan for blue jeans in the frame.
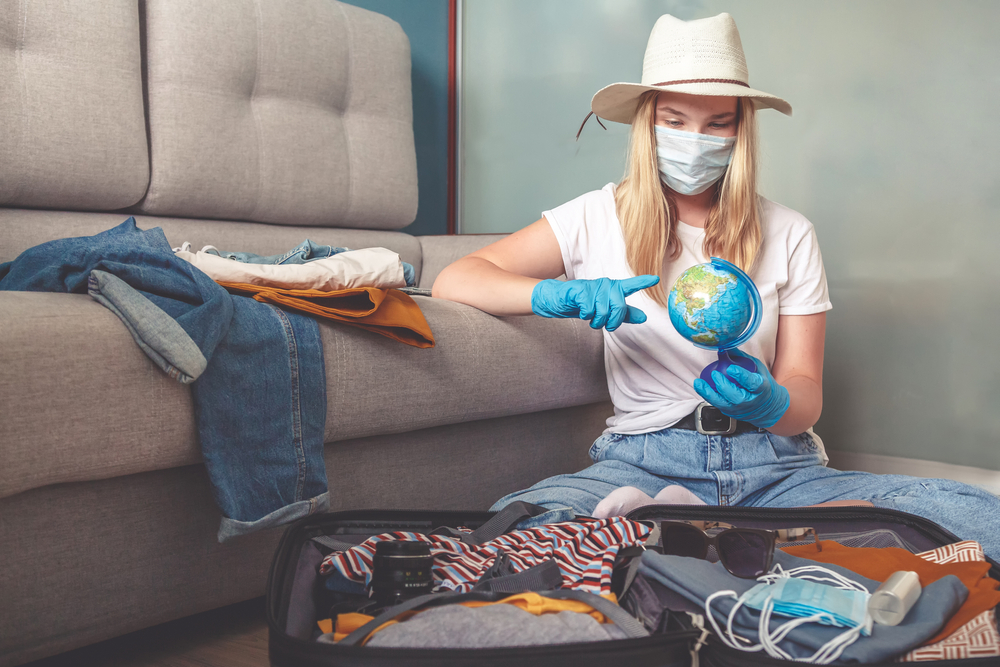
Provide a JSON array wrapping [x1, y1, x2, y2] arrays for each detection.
[[1, 219, 329, 541], [192, 296, 328, 540], [205, 239, 417, 287], [491, 427, 1000, 560]]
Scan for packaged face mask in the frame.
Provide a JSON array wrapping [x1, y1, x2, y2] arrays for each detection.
[[742, 577, 872, 636], [707, 564, 875, 664], [654, 125, 736, 195]]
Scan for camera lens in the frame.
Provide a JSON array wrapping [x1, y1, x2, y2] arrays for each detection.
[[370, 541, 434, 607]]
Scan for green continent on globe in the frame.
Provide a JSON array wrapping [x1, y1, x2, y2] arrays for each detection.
[[692, 331, 720, 345], [674, 265, 730, 314]]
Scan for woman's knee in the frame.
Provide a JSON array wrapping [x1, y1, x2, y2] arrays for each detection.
[[873, 477, 996, 503]]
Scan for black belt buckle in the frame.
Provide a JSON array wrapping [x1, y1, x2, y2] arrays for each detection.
[[695, 402, 737, 435]]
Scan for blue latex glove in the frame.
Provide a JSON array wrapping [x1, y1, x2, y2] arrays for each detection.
[[693, 349, 790, 428], [531, 275, 660, 332]]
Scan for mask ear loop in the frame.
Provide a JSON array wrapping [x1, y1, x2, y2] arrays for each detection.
[[812, 624, 866, 664], [760, 564, 869, 593], [705, 586, 823, 658], [707, 565, 872, 665], [705, 590, 764, 652], [757, 590, 869, 664]]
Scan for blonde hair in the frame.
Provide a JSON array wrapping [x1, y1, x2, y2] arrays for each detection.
[[613, 91, 762, 308]]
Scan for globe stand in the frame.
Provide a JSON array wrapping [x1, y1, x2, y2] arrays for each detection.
[[699, 348, 757, 391]]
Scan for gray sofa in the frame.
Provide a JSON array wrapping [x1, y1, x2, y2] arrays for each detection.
[[0, 2, 611, 664]]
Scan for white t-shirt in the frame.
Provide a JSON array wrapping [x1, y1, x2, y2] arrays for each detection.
[[544, 182, 832, 437]]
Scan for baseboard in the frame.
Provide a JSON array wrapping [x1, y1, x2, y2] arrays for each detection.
[[825, 449, 1000, 496]]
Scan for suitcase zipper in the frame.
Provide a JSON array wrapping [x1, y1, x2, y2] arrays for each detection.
[[268, 628, 699, 667], [624, 504, 1000, 576], [702, 637, 1000, 667]]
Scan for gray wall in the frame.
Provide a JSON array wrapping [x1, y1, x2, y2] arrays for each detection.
[[461, 0, 1000, 471]]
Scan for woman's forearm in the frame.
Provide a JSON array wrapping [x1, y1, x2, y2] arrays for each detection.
[[767, 374, 822, 436], [431, 256, 541, 316]]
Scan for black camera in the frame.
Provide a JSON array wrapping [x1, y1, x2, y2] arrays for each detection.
[[370, 541, 434, 607]]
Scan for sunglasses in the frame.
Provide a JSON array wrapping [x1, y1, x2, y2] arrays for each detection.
[[659, 520, 821, 579]]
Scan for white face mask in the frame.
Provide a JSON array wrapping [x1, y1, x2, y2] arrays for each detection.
[[654, 125, 736, 195]]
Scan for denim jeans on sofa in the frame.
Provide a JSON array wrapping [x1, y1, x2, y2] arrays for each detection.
[[1, 219, 329, 540]]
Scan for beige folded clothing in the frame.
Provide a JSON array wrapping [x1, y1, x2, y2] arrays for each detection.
[[175, 246, 407, 291]]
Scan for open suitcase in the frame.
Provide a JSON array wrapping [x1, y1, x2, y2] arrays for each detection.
[[266, 504, 1000, 666]]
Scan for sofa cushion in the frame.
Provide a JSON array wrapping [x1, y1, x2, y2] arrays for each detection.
[[0, 0, 148, 211], [0, 291, 608, 501], [0, 291, 199, 501], [0, 209, 423, 282], [135, 0, 417, 230], [324, 296, 609, 442]]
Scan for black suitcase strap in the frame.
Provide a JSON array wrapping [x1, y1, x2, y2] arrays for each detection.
[[473, 553, 564, 593], [311, 534, 363, 552], [431, 501, 551, 545], [311, 501, 551, 555], [331, 588, 650, 646]]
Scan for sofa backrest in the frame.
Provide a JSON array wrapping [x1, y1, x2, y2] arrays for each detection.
[[136, 0, 418, 229], [0, 0, 420, 263], [0, 0, 149, 212]]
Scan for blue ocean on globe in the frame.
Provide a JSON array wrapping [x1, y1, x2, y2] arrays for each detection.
[[667, 262, 752, 349]]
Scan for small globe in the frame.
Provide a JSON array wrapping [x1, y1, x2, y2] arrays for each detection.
[[667, 259, 759, 350]]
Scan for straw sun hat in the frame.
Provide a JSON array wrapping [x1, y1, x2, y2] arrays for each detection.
[[590, 12, 792, 125]]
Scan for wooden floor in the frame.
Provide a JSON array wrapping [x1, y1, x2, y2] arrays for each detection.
[[25, 598, 270, 667]]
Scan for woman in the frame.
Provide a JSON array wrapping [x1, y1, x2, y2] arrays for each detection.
[[432, 13, 1000, 558]]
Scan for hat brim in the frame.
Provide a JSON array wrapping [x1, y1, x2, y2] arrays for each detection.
[[591, 81, 792, 124]]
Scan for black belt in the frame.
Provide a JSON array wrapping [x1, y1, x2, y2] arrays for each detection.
[[672, 403, 761, 435]]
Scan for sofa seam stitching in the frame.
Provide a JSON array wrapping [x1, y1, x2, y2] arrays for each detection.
[[336, 0, 355, 225], [249, 0, 265, 221], [7, 0, 28, 206]]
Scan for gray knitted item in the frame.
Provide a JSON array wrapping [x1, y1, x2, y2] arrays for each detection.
[[365, 602, 629, 648]]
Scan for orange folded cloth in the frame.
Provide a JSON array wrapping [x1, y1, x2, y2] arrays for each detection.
[[217, 281, 434, 348], [782, 540, 1000, 645]]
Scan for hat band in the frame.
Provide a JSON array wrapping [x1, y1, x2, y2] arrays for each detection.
[[652, 78, 750, 88]]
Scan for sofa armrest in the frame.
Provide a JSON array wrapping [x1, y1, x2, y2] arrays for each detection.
[[417, 234, 508, 288]]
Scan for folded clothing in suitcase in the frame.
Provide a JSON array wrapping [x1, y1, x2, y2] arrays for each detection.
[[621, 505, 1000, 666], [266, 503, 1000, 666], [267, 503, 696, 667]]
